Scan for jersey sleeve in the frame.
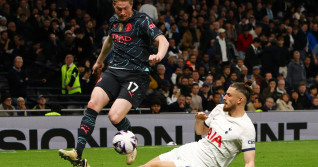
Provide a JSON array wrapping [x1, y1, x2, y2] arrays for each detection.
[[140, 15, 163, 40], [240, 125, 256, 152], [204, 104, 222, 128]]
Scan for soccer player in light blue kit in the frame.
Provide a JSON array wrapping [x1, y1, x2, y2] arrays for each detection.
[[141, 81, 256, 167], [58, 0, 169, 166]]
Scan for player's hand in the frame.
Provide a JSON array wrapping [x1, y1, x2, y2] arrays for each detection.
[[92, 62, 104, 75], [149, 54, 161, 66], [195, 112, 208, 121]]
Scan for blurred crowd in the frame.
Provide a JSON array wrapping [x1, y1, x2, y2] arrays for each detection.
[[1, 0, 318, 116]]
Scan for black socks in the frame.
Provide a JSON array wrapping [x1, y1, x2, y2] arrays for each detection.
[[76, 108, 98, 159], [113, 117, 132, 131]]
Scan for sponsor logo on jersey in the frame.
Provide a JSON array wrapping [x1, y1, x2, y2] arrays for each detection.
[[248, 140, 255, 144], [112, 34, 132, 44], [149, 23, 155, 29], [207, 127, 222, 148], [125, 23, 132, 31], [118, 23, 123, 31]]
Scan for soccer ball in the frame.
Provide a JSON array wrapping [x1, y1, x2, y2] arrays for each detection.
[[112, 130, 137, 154]]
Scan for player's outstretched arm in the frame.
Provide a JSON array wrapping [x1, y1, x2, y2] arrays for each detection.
[[243, 150, 255, 167], [194, 112, 209, 135], [149, 35, 169, 65], [93, 35, 113, 74]]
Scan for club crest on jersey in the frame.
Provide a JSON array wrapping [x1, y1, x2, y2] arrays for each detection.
[[149, 23, 155, 29], [125, 23, 132, 31], [118, 23, 123, 31]]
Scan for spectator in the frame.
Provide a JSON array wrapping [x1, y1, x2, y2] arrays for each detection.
[[287, 50, 306, 89], [181, 18, 201, 50], [275, 79, 288, 99], [248, 97, 263, 112], [262, 79, 278, 100], [0, 94, 17, 116], [213, 28, 235, 66], [96, 21, 109, 48], [237, 25, 253, 59], [32, 95, 50, 113], [167, 38, 181, 59], [74, 28, 93, 64], [16, 97, 27, 110], [208, 92, 222, 111], [234, 58, 246, 74], [239, 66, 250, 82], [262, 97, 276, 111], [290, 90, 303, 110], [185, 55, 198, 71], [304, 56, 316, 80], [184, 94, 193, 113], [80, 69, 95, 95], [43, 33, 62, 65], [199, 82, 213, 111], [264, 2, 274, 20], [150, 99, 161, 114], [190, 83, 203, 112], [7, 56, 29, 101], [167, 85, 180, 105], [310, 97, 318, 109], [167, 94, 186, 112], [221, 65, 231, 82], [139, 0, 158, 24], [147, 75, 158, 94], [166, 23, 181, 46], [192, 71, 203, 87], [198, 53, 212, 73], [251, 66, 263, 86], [171, 67, 182, 85], [276, 93, 294, 111], [224, 21, 237, 44], [0, 31, 11, 53], [307, 85, 317, 102], [294, 23, 308, 60], [0, 16, 7, 32], [277, 36, 290, 78], [60, 31, 76, 57], [244, 38, 261, 74], [153, 64, 171, 89], [61, 54, 81, 95], [225, 72, 238, 90], [297, 82, 311, 109], [260, 40, 280, 77]]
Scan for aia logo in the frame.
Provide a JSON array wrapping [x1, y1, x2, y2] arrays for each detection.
[[125, 23, 132, 31], [207, 127, 222, 148], [149, 23, 155, 29]]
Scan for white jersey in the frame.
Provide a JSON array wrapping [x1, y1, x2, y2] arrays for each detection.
[[161, 104, 255, 167]]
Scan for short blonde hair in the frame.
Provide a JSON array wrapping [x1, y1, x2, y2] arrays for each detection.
[[17, 97, 25, 102]]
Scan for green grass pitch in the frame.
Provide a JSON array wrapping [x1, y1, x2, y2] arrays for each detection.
[[1, 140, 317, 167]]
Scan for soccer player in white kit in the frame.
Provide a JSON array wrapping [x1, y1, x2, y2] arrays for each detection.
[[140, 81, 256, 167]]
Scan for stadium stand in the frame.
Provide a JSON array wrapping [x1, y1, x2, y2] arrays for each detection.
[[1, 0, 318, 116]]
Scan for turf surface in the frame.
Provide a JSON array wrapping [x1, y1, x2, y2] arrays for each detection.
[[1, 140, 317, 167]]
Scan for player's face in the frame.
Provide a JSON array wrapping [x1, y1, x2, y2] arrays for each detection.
[[114, 1, 133, 21], [223, 87, 242, 112]]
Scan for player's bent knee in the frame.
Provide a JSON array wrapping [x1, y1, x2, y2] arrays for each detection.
[[87, 100, 98, 111], [108, 113, 121, 125]]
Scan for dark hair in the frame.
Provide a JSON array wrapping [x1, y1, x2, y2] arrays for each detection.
[[229, 80, 253, 101]]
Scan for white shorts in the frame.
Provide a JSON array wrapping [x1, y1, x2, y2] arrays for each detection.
[[159, 142, 201, 167], [159, 148, 191, 167]]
